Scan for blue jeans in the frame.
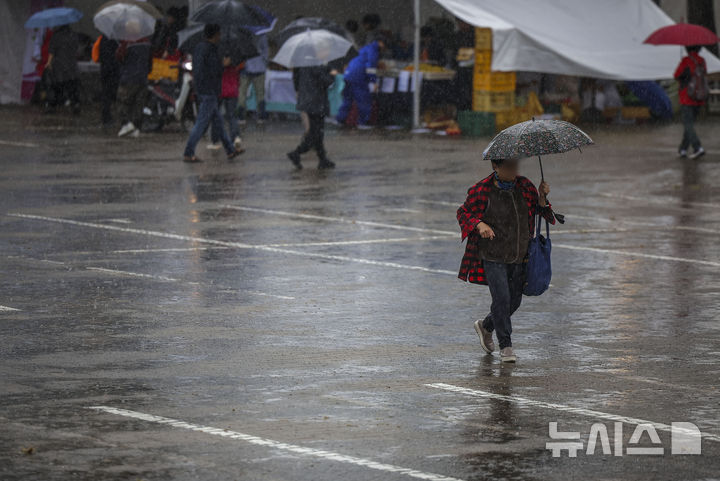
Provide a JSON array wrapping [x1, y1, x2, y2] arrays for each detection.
[[481, 261, 526, 349], [679, 104, 701, 152], [211, 97, 239, 143], [336, 79, 372, 125], [184, 95, 233, 157]]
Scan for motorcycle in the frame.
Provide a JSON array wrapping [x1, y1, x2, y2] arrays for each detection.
[[141, 58, 196, 132]]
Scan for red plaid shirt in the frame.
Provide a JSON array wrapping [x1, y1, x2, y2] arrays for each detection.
[[457, 173, 555, 285]]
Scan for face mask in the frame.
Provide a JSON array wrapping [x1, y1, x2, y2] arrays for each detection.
[[494, 171, 516, 190]]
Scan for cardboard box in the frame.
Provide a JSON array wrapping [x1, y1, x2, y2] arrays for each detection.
[[472, 90, 516, 112], [473, 71, 516, 91], [475, 27, 492, 50]]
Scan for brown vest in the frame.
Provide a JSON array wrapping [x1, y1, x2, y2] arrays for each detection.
[[476, 181, 530, 264]]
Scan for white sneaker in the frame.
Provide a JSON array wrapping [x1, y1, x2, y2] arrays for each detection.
[[678, 149, 688, 158], [206, 143, 222, 150], [233, 136, 242, 149], [357, 124, 373, 130], [690, 147, 705, 159], [130, 129, 139, 138], [118, 122, 136, 137], [500, 347, 517, 363]]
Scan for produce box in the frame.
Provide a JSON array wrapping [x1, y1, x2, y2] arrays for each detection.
[[473, 71, 516, 92], [472, 90, 516, 112], [458, 110, 496, 137], [475, 27, 492, 50]]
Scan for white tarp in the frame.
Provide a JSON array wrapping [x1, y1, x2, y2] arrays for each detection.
[[434, 0, 720, 80]]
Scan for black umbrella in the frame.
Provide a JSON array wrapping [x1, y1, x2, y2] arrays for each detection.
[[178, 24, 258, 65], [275, 17, 351, 47], [191, 0, 273, 31]]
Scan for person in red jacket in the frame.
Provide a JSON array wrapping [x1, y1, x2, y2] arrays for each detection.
[[674, 46, 707, 159]]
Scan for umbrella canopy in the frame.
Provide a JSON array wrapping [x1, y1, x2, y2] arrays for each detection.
[[25, 7, 83, 30], [482, 119, 593, 161], [644, 23, 719, 46], [191, 0, 275, 33], [94, 1, 162, 41], [275, 17, 350, 47], [272, 29, 352, 68], [178, 24, 258, 65]]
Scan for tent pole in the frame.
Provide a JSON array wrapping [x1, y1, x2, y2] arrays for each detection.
[[412, 0, 421, 129]]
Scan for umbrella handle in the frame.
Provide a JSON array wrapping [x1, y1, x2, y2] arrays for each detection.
[[538, 155, 565, 224]]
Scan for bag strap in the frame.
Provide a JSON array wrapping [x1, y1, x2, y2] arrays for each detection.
[[535, 214, 550, 239]]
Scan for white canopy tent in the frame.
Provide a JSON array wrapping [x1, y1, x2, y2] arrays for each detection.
[[433, 0, 720, 79]]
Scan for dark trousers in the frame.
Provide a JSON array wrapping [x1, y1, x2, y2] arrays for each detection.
[[49, 79, 80, 108], [118, 82, 147, 127], [481, 260, 526, 349], [211, 97, 239, 143], [100, 74, 119, 125], [294, 112, 327, 161], [184, 94, 233, 157], [680, 104, 702, 152]]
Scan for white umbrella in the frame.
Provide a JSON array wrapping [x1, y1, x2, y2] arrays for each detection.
[[94, 1, 159, 41], [273, 29, 352, 68]]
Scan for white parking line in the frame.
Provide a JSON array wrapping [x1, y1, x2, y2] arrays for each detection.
[[420, 199, 720, 235], [0, 305, 21, 312], [215, 206, 719, 268], [265, 235, 454, 247], [87, 405, 466, 481], [426, 383, 720, 443], [86, 266, 295, 300], [219, 204, 455, 235], [0, 139, 39, 148], [86, 267, 183, 283], [7, 214, 457, 276], [8, 212, 717, 270]]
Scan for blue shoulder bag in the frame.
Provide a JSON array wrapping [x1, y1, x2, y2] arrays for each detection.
[[524, 215, 552, 296]]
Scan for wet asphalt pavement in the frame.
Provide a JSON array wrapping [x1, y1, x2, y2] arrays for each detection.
[[1, 107, 719, 481]]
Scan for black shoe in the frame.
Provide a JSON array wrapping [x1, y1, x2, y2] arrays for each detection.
[[287, 151, 302, 169], [318, 159, 335, 170], [183, 155, 203, 163]]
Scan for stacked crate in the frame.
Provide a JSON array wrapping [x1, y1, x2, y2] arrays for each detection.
[[472, 28, 516, 114]]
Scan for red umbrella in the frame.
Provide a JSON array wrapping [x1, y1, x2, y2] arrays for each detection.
[[644, 23, 719, 46]]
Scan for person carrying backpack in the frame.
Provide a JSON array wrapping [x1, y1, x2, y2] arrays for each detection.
[[674, 45, 708, 159]]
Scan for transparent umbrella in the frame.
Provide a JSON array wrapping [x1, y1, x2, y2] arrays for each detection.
[[94, 0, 161, 41], [272, 29, 352, 68]]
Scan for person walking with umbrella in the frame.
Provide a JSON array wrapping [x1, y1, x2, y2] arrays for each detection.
[[644, 23, 718, 160], [273, 29, 352, 170], [115, 20, 153, 138], [287, 65, 338, 170], [674, 46, 708, 159], [182, 24, 243, 163], [458, 119, 592, 362]]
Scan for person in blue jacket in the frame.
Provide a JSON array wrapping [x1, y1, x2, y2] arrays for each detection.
[[336, 38, 386, 128]]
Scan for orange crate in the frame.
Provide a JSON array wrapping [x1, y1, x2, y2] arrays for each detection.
[[148, 58, 179, 81], [472, 90, 515, 112], [475, 27, 492, 50], [473, 71, 516, 91], [474, 49, 492, 74]]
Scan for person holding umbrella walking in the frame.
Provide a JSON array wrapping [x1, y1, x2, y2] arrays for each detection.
[[183, 24, 243, 163], [674, 46, 708, 159], [273, 29, 352, 169], [458, 119, 592, 362], [644, 23, 718, 159]]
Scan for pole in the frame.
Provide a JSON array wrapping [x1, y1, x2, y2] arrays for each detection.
[[412, 0, 421, 130]]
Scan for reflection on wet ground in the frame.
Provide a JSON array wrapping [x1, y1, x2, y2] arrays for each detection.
[[1, 107, 719, 480]]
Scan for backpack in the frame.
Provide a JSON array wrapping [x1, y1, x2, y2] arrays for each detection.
[[687, 56, 709, 102]]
